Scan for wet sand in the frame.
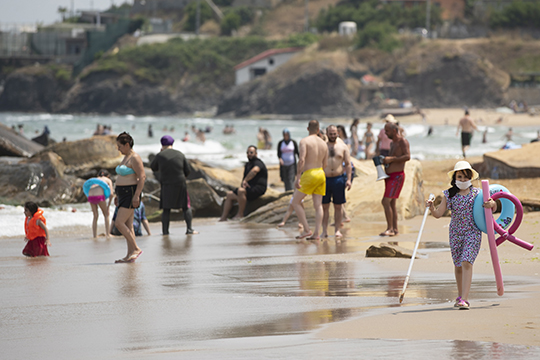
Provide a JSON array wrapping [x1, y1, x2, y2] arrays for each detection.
[[2, 207, 540, 358], [358, 107, 540, 127], [317, 211, 540, 347]]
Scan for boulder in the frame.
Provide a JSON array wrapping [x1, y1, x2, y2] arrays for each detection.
[[474, 142, 540, 179], [365, 243, 418, 258], [242, 158, 425, 224], [39, 135, 123, 177], [187, 178, 224, 217], [0, 152, 84, 206], [188, 159, 242, 196], [241, 192, 296, 224], [0, 122, 44, 157], [142, 178, 224, 220], [242, 187, 285, 218], [346, 159, 424, 222]]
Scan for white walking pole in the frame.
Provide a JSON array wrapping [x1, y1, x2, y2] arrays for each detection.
[[399, 193, 435, 303]]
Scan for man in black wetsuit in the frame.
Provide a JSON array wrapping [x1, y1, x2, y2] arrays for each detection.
[[150, 135, 198, 235], [219, 145, 267, 221]]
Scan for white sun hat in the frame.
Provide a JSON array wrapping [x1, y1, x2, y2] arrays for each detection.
[[447, 160, 479, 181], [384, 114, 398, 123]]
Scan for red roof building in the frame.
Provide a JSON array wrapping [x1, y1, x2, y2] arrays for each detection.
[[234, 47, 304, 85]]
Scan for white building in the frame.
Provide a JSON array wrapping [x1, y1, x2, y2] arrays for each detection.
[[234, 47, 303, 86], [339, 21, 357, 36]]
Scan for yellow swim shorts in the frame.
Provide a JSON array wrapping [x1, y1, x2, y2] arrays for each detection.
[[299, 168, 326, 196]]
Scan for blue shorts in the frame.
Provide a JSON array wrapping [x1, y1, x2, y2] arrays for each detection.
[[322, 175, 346, 205]]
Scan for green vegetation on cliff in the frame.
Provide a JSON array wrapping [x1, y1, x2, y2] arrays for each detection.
[[490, 1, 540, 29], [315, 0, 441, 51], [81, 34, 319, 88]]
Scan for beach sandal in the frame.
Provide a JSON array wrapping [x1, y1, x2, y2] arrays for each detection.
[[456, 299, 470, 310], [454, 296, 462, 307], [296, 231, 313, 240], [127, 250, 143, 263]]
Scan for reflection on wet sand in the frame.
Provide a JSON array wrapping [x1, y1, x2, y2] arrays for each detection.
[[2, 219, 540, 359]]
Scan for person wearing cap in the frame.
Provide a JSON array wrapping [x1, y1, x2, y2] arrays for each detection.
[[456, 109, 478, 158], [425, 161, 496, 309], [150, 135, 198, 235], [219, 145, 268, 221], [380, 122, 410, 237], [277, 129, 299, 191]]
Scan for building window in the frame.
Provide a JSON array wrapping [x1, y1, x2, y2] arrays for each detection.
[[268, 58, 274, 65], [251, 68, 267, 80]]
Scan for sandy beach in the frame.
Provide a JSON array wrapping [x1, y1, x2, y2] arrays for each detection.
[[316, 210, 540, 347], [2, 109, 540, 358]]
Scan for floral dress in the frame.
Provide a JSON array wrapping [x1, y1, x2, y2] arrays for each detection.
[[444, 187, 481, 266]]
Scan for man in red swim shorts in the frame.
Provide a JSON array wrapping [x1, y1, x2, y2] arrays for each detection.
[[381, 122, 410, 237]]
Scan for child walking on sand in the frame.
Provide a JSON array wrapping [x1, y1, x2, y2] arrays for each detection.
[[22, 201, 51, 257], [426, 161, 496, 309]]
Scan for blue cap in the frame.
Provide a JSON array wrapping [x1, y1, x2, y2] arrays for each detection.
[[283, 128, 290, 134]]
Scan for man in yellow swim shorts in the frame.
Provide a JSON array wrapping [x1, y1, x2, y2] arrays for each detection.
[[291, 120, 328, 240]]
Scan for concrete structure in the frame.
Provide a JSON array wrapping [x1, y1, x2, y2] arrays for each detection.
[[339, 22, 357, 36], [31, 23, 99, 59], [234, 47, 303, 86]]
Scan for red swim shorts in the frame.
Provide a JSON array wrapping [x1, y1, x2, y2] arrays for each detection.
[[384, 171, 405, 199]]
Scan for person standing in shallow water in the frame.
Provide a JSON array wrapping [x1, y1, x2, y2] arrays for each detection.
[[150, 135, 198, 235], [456, 110, 477, 158], [277, 129, 299, 192], [380, 122, 410, 237], [321, 125, 351, 239], [22, 201, 51, 257], [84, 169, 114, 239], [114, 132, 145, 263], [291, 120, 328, 240]]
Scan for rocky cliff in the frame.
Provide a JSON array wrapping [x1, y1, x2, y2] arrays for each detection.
[[1, 37, 535, 116], [217, 57, 361, 117], [0, 66, 73, 113]]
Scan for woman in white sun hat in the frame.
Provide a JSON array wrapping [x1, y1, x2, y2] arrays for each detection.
[[425, 161, 496, 310]]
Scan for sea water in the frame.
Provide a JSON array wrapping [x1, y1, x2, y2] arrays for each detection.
[[1, 112, 538, 238]]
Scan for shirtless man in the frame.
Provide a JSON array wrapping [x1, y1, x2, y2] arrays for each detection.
[[291, 120, 328, 240], [380, 122, 410, 237], [321, 125, 352, 239], [457, 110, 478, 158]]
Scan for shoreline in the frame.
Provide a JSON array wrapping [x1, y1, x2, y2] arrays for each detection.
[[313, 210, 540, 346]]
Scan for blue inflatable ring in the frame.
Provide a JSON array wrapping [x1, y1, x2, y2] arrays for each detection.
[[473, 184, 515, 234], [83, 178, 111, 199]]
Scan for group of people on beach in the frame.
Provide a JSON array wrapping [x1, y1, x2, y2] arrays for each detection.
[[21, 116, 502, 310]]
